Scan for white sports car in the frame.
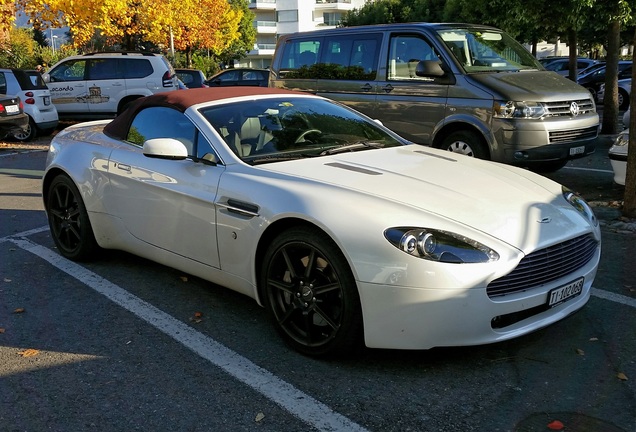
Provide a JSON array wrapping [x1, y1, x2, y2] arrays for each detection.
[[43, 87, 601, 356]]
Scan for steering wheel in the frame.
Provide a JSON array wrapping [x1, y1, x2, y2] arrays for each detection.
[[295, 129, 322, 143]]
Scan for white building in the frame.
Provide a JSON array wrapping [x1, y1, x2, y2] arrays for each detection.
[[243, 0, 368, 68]]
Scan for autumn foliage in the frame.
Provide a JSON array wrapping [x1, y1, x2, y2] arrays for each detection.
[[16, 0, 242, 55]]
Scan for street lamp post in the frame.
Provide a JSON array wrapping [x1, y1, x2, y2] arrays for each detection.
[[52, 35, 58, 54]]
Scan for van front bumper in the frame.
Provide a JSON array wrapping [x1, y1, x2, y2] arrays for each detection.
[[492, 114, 600, 164]]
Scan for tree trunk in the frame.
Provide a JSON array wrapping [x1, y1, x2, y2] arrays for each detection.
[[601, 19, 621, 135], [623, 27, 636, 218], [567, 29, 577, 81]]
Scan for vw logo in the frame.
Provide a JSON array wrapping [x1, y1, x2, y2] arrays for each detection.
[[570, 101, 580, 117]]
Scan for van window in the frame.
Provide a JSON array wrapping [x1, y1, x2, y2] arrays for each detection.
[[388, 35, 440, 81], [280, 34, 380, 80]]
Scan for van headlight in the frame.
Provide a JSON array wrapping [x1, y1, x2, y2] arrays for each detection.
[[384, 227, 499, 263], [493, 101, 547, 119], [563, 187, 598, 227]]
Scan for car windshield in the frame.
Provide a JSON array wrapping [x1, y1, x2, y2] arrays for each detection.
[[200, 97, 404, 164], [437, 28, 541, 73]]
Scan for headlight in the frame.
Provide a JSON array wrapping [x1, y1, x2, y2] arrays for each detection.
[[563, 187, 598, 227], [384, 227, 499, 263], [613, 131, 629, 147], [493, 100, 547, 119]]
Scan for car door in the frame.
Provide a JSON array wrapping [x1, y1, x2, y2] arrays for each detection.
[[373, 33, 449, 145], [315, 34, 382, 119], [104, 106, 222, 268], [86, 58, 125, 114], [46, 58, 89, 114]]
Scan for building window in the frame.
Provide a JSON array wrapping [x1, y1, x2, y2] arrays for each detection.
[[323, 12, 343, 26], [277, 10, 298, 22]]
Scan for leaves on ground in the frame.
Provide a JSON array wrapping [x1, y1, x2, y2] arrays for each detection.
[[180, 276, 188, 282], [189, 311, 203, 323], [576, 348, 585, 356], [13, 308, 25, 314], [18, 349, 40, 357], [255, 412, 265, 422], [547, 420, 565, 430], [617, 372, 628, 381], [0, 328, 5, 334]]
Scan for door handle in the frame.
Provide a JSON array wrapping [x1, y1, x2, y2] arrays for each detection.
[[116, 163, 131, 172], [360, 83, 373, 92], [382, 84, 394, 93]]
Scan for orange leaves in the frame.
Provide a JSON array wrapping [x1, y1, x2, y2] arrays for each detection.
[[547, 420, 565, 430], [18, 348, 40, 357], [189, 311, 203, 324]]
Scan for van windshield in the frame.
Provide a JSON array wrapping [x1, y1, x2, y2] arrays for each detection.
[[437, 29, 541, 73]]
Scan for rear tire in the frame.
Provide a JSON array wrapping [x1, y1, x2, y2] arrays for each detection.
[[46, 175, 98, 261], [618, 89, 630, 110], [13, 117, 36, 142]]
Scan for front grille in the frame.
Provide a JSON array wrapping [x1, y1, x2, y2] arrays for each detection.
[[545, 98, 595, 116], [549, 126, 599, 143], [487, 234, 598, 298]]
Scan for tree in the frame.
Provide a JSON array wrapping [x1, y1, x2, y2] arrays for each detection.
[[17, 0, 242, 62], [623, 28, 636, 217], [216, 0, 257, 67]]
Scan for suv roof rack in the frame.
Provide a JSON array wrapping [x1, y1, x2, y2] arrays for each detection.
[[82, 51, 156, 56]]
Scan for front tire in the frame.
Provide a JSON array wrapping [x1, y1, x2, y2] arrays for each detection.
[[46, 175, 98, 261], [440, 130, 489, 159], [261, 226, 363, 357]]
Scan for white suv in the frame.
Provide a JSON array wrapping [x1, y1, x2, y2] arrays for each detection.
[[44, 51, 178, 119], [0, 68, 59, 141]]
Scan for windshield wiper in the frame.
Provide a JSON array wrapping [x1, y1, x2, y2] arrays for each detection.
[[319, 141, 384, 155], [247, 153, 317, 165]]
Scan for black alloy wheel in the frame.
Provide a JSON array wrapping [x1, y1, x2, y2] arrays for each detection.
[[261, 226, 363, 357], [46, 175, 98, 261]]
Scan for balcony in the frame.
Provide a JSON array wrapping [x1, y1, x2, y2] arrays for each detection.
[[255, 20, 277, 34], [249, 0, 276, 10], [315, 0, 356, 11], [249, 43, 277, 56]]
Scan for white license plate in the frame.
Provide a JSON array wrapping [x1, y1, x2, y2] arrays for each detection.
[[43, 96, 50, 105], [570, 146, 585, 156], [548, 277, 584, 307], [5, 104, 19, 114]]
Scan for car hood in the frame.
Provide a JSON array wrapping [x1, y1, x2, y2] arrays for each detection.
[[263, 145, 593, 253], [469, 70, 592, 101]]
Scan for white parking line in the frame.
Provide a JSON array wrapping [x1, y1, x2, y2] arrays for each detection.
[[562, 166, 614, 174], [9, 235, 368, 432]]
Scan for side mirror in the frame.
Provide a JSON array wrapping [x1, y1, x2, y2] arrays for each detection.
[[42, 73, 51, 83], [415, 60, 446, 77], [143, 138, 188, 160]]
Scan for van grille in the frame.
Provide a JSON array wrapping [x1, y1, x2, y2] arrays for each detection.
[[545, 98, 596, 116], [486, 234, 598, 298], [549, 126, 599, 143]]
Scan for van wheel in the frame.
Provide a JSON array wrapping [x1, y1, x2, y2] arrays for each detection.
[[586, 86, 597, 101], [440, 130, 488, 160]]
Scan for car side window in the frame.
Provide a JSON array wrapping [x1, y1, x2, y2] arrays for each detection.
[[388, 35, 439, 81], [122, 59, 154, 79], [127, 107, 197, 156], [218, 70, 239, 82], [49, 59, 87, 82], [0, 73, 6, 94]]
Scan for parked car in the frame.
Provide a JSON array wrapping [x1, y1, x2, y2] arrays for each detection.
[[205, 68, 269, 87], [43, 51, 178, 119], [270, 23, 599, 172], [577, 61, 632, 102], [42, 87, 601, 356], [175, 68, 208, 88], [543, 58, 600, 77], [0, 68, 58, 141], [609, 129, 628, 185], [597, 78, 631, 110], [0, 94, 28, 139]]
